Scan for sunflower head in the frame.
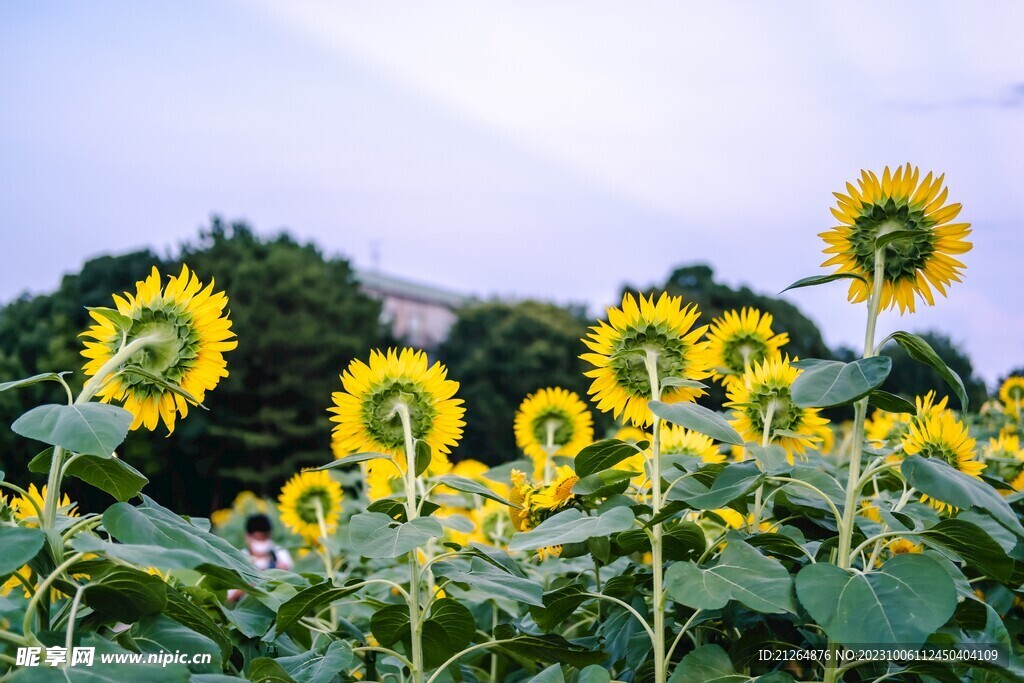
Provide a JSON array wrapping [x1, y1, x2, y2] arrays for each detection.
[[581, 292, 710, 426], [531, 466, 580, 510], [514, 387, 594, 478], [999, 376, 1024, 414], [329, 348, 465, 463], [704, 308, 789, 384], [902, 408, 981, 512], [820, 164, 971, 314], [865, 409, 912, 447], [660, 425, 725, 463], [277, 470, 343, 543], [7, 484, 77, 527], [886, 538, 923, 556], [80, 265, 237, 433], [726, 355, 831, 459]]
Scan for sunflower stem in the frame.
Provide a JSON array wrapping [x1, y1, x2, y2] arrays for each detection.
[[313, 498, 337, 628], [543, 420, 558, 484], [395, 402, 425, 683], [643, 350, 667, 683], [826, 247, 886, 683], [750, 401, 776, 531]]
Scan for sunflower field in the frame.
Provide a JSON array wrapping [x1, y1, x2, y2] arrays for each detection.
[[2, 165, 1024, 683]]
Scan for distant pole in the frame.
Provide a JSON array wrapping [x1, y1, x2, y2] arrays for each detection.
[[370, 240, 381, 272]]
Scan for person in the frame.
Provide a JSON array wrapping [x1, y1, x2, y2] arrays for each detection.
[[227, 514, 293, 602], [242, 513, 293, 570]]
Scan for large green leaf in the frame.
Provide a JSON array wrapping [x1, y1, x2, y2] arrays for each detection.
[[311, 452, 391, 471], [921, 519, 1014, 582], [509, 508, 635, 551], [72, 536, 255, 591], [901, 456, 1024, 536], [82, 565, 168, 623], [796, 553, 956, 647], [531, 585, 590, 632], [163, 584, 233, 661], [529, 665, 565, 683], [276, 580, 363, 634], [438, 474, 516, 507], [884, 331, 969, 411], [780, 272, 865, 293], [32, 449, 148, 501], [348, 512, 444, 558], [249, 657, 297, 683], [575, 439, 647, 477], [790, 357, 891, 408], [0, 526, 45, 575], [493, 624, 607, 666], [665, 539, 797, 615], [649, 400, 744, 445], [667, 461, 763, 510], [744, 444, 791, 475], [369, 599, 475, 668], [668, 644, 793, 683], [101, 496, 264, 587], [275, 641, 353, 683], [131, 614, 221, 672], [868, 390, 916, 414], [12, 402, 133, 456], [432, 558, 544, 606]]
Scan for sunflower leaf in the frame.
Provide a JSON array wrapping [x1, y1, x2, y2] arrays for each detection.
[[86, 306, 135, 334], [791, 357, 891, 408], [0, 372, 71, 394], [780, 272, 866, 294], [414, 439, 431, 476], [312, 452, 393, 471], [868, 389, 916, 414], [875, 229, 923, 251], [881, 331, 969, 411], [575, 438, 646, 477], [649, 400, 744, 446], [120, 365, 207, 410], [660, 377, 709, 390], [437, 474, 518, 507], [12, 402, 133, 457]]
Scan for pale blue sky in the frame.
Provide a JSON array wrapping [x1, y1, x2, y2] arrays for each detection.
[[1, 1, 1021, 382]]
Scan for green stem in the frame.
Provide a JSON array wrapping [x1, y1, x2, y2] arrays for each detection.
[[395, 402, 424, 683], [825, 247, 885, 683], [62, 585, 85, 668], [643, 350, 667, 683], [22, 552, 85, 636], [750, 401, 777, 530]]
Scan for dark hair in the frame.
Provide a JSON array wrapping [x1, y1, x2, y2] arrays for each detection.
[[245, 513, 272, 534]]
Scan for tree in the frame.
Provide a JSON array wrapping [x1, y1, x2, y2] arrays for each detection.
[[438, 300, 609, 465], [0, 219, 385, 514], [878, 330, 989, 409]]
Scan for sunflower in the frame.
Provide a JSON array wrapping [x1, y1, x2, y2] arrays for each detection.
[[277, 470, 343, 543], [8, 484, 77, 526], [581, 292, 710, 427], [865, 409, 912, 448], [819, 164, 971, 314], [329, 349, 465, 468], [531, 466, 580, 510], [660, 425, 725, 463], [999, 376, 1024, 416], [514, 387, 594, 479], [902, 409, 982, 512], [81, 265, 236, 433], [886, 538, 923, 556], [726, 355, 831, 460], [704, 308, 789, 384]]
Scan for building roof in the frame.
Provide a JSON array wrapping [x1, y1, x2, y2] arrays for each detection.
[[354, 269, 471, 309]]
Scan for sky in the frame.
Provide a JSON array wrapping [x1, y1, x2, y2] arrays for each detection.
[[1, 1, 1021, 384]]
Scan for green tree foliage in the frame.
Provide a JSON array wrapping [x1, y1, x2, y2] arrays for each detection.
[[876, 330, 989, 408], [438, 300, 609, 465], [0, 219, 384, 513]]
